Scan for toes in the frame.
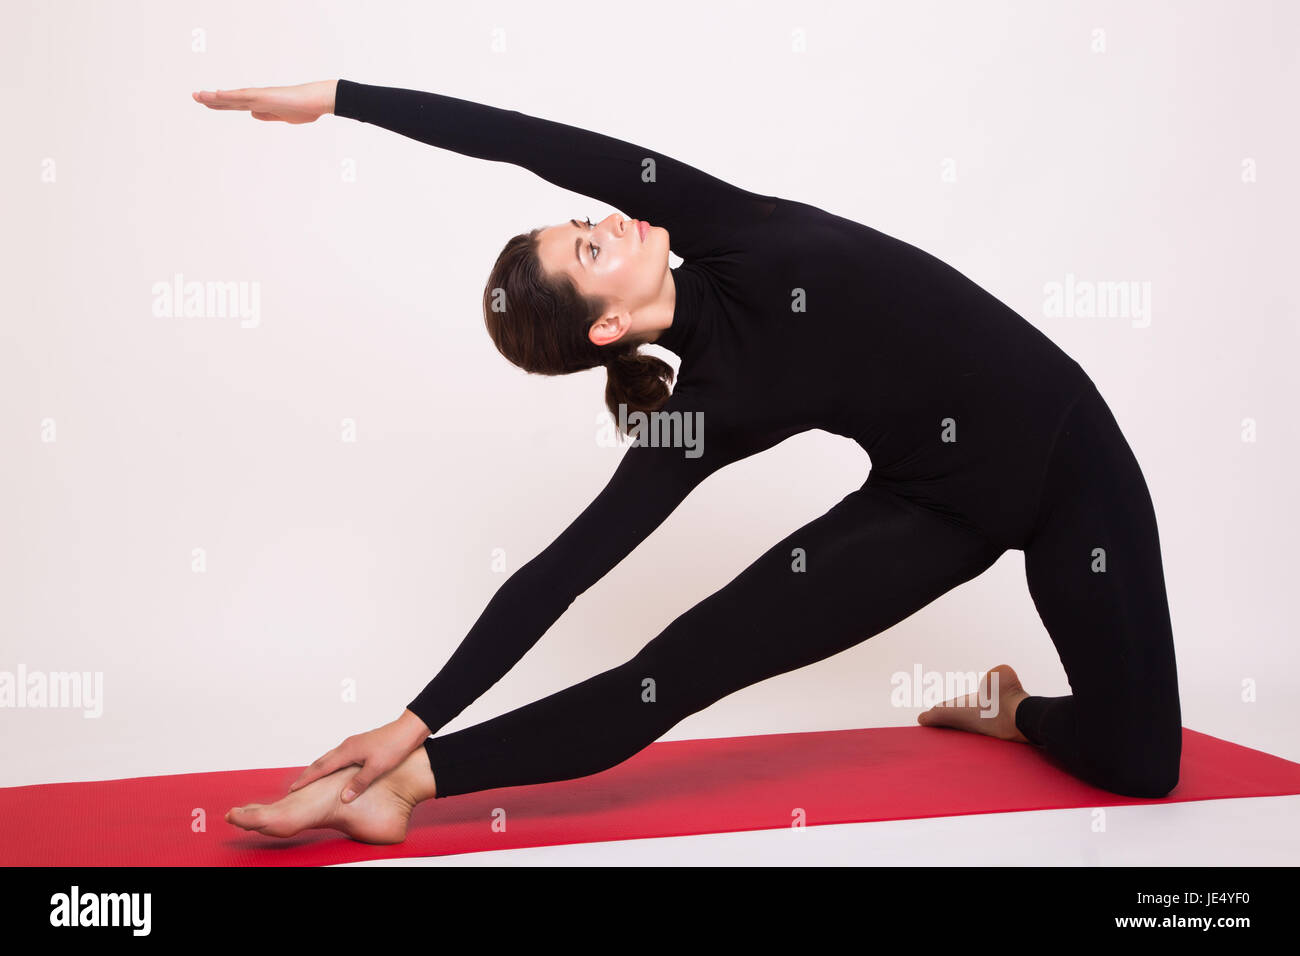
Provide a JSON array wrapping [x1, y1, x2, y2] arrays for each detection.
[[227, 804, 269, 831], [919, 707, 951, 728]]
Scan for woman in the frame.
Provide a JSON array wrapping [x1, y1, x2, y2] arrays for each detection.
[[195, 79, 1182, 844]]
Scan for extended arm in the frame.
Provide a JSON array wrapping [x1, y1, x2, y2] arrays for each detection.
[[407, 388, 734, 734], [333, 78, 777, 259]]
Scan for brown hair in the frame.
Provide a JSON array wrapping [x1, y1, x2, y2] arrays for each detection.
[[481, 228, 674, 435]]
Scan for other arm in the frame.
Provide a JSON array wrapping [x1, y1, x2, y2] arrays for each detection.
[[408, 388, 733, 733], [332, 78, 778, 259]]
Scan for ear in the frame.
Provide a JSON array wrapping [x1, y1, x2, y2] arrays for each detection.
[[588, 309, 632, 348]]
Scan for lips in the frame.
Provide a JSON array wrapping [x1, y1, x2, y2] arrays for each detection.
[[637, 219, 648, 242]]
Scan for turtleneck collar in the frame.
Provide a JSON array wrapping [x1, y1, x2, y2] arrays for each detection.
[[651, 262, 706, 362]]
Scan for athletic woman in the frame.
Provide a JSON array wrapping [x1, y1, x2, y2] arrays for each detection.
[[195, 79, 1182, 845]]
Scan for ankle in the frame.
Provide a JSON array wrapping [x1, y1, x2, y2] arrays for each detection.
[[408, 744, 438, 802], [1007, 692, 1032, 743]]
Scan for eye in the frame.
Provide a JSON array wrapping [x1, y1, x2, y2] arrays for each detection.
[[584, 217, 599, 262]]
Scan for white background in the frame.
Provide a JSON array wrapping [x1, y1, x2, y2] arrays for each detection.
[[2, 0, 1296, 790]]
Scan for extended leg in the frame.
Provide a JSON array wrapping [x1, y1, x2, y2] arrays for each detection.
[[423, 481, 1005, 799], [1016, 382, 1183, 798]]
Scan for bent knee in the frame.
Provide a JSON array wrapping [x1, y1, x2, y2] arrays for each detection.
[[1099, 747, 1181, 799], [1111, 767, 1179, 799]]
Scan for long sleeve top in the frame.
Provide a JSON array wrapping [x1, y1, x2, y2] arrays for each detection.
[[332, 78, 1091, 735]]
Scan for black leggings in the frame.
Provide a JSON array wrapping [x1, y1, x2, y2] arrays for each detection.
[[423, 379, 1182, 800]]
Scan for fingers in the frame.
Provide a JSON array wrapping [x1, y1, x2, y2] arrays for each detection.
[[341, 765, 381, 804], [191, 88, 255, 110], [288, 746, 352, 792]]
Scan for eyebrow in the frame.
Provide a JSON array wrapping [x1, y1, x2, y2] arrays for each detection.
[[569, 218, 586, 267]]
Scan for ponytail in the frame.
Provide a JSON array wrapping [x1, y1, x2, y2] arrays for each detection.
[[603, 348, 675, 433]]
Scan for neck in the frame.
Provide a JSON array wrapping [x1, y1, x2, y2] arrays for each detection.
[[645, 263, 700, 360], [643, 266, 678, 345]]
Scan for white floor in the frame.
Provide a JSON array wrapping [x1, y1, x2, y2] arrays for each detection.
[[338, 794, 1299, 866]]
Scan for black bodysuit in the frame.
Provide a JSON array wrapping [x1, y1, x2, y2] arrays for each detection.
[[334, 79, 1182, 800]]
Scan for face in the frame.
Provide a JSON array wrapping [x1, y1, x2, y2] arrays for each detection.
[[535, 213, 669, 348]]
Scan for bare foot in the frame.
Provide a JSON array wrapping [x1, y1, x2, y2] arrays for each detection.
[[916, 663, 1030, 743], [225, 745, 437, 844]]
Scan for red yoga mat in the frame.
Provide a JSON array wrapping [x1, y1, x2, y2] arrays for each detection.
[[3, 726, 1297, 866]]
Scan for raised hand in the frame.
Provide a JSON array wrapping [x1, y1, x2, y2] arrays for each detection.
[[191, 80, 337, 124]]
